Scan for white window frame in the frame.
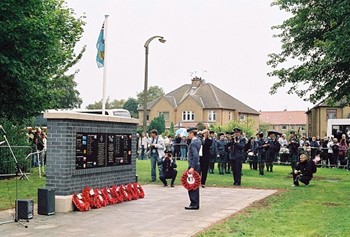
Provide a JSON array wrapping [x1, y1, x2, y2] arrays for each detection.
[[208, 110, 217, 121], [182, 111, 195, 121]]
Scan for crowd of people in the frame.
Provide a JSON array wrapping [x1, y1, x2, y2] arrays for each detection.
[[138, 128, 350, 191], [27, 127, 47, 167]]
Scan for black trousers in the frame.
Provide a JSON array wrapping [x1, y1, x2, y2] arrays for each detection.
[[293, 173, 312, 185], [188, 164, 201, 207], [230, 159, 242, 185], [200, 156, 209, 185], [160, 170, 178, 186]]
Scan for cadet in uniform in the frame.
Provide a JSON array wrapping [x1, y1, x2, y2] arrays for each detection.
[[256, 132, 267, 175], [266, 131, 280, 172], [224, 132, 233, 174], [185, 127, 201, 210], [288, 131, 300, 174], [208, 131, 218, 174], [216, 133, 227, 174], [227, 128, 247, 186]]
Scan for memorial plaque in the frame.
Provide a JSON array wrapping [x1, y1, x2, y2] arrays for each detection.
[[76, 132, 132, 169]]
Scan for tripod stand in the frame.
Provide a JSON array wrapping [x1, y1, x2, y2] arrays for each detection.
[[0, 130, 30, 228]]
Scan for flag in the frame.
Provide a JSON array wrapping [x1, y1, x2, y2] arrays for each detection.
[[96, 23, 105, 68]]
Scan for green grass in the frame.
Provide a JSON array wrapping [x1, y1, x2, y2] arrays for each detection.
[[0, 168, 45, 211], [1, 161, 350, 236]]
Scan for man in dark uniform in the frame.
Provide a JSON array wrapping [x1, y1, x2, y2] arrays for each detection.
[[208, 131, 217, 174], [224, 132, 233, 173], [256, 132, 267, 175], [185, 127, 201, 210], [228, 128, 247, 186], [288, 131, 300, 174], [266, 131, 280, 172], [216, 133, 226, 174]]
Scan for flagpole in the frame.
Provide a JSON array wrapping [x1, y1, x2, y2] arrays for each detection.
[[102, 15, 109, 115]]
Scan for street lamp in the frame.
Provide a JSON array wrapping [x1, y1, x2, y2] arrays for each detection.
[[143, 36, 166, 133]]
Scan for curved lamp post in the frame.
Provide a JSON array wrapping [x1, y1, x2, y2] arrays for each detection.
[[143, 36, 166, 133]]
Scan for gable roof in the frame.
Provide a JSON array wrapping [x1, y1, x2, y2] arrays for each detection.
[[140, 80, 259, 115], [260, 110, 307, 125]]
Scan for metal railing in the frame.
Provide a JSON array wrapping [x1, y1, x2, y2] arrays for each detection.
[[0, 146, 32, 177]]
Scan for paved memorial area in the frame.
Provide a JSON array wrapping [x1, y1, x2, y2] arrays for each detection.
[[0, 185, 276, 237]]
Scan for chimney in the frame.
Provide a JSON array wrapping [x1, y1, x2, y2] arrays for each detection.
[[191, 77, 204, 88]]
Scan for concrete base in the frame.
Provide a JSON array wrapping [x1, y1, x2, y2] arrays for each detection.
[[55, 195, 73, 213]]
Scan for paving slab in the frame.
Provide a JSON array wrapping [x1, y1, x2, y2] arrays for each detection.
[[0, 185, 276, 237]]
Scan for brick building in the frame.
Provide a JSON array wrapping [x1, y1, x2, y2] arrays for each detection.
[[138, 77, 260, 130]]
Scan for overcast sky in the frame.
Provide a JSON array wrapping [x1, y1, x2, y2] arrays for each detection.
[[65, 0, 314, 112]]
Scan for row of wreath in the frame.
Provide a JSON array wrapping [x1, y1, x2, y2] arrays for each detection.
[[72, 182, 145, 212]]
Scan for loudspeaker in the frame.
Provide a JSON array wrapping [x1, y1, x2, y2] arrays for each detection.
[[38, 188, 55, 215], [15, 199, 34, 220]]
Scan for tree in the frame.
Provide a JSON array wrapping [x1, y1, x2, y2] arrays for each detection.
[[148, 114, 165, 134], [0, 0, 85, 123], [136, 85, 165, 106], [268, 1, 350, 106], [86, 98, 125, 109], [210, 119, 256, 138], [123, 97, 139, 118]]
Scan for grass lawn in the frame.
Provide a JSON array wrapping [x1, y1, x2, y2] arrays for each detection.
[[1, 160, 349, 236]]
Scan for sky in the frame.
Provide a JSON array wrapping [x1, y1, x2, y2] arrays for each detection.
[[65, 0, 314, 112]]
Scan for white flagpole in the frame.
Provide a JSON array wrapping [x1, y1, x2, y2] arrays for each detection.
[[102, 15, 109, 115]]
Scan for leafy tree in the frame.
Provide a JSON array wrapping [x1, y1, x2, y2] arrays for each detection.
[[259, 122, 272, 135], [109, 99, 126, 109], [148, 114, 165, 134], [137, 85, 165, 106], [0, 0, 85, 123], [123, 97, 139, 118], [86, 98, 125, 109], [268, 1, 350, 106], [211, 119, 256, 138], [49, 73, 83, 109], [196, 122, 207, 131]]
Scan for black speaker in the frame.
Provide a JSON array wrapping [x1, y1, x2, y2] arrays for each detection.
[[16, 199, 34, 220], [38, 188, 55, 215]]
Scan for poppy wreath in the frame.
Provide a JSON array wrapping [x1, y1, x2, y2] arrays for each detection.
[[120, 185, 133, 201], [126, 183, 139, 200], [72, 193, 90, 212], [111, 185, 124, 203], [133, 182, 145, 199], [95, 188, 108, 207], [181, 170, 201, 191], [82, 186, 92, 204], [102, 187, 118, 205]]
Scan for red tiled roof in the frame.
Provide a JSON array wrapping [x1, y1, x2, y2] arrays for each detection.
[[259, 111, 306, 125]]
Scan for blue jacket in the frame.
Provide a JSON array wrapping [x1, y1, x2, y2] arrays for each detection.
[[188, 137, 202, 168]]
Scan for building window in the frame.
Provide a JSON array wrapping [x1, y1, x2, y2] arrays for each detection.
[[208, 111, 216, 121], [146, 115, 149, 121], [281, 125, 287, 130], [228, 112, 232, 121], [239, 114, 247, 121], [182, 111, 195, 121], [159, 112, 169, 121], [326, 109, 337, 120]]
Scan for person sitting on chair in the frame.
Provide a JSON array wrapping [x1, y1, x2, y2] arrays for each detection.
[[293, 154, 313, 186], [159, 150, 178, 187]]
